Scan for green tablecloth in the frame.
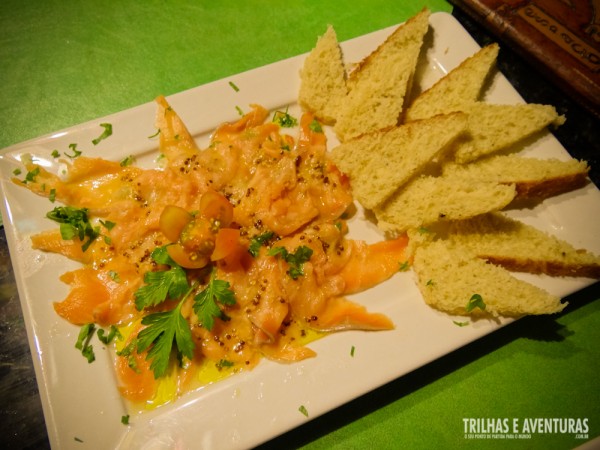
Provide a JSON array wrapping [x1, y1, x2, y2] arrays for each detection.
[[1, 1, 598, 449]]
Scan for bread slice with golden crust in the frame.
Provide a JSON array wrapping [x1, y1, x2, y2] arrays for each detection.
[[333, 8, 430, 141], [442, 154, 590, 199], [374, 174, 516, 233], [452, 102, 565, 163], [330, 112, 468, 210], [298, 25, 348, 125], [439, 212, 600, 278], [405, 43, 500, 122], [412, 238, 566, 317]]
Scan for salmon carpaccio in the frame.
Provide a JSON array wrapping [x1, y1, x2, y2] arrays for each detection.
[[15, 96, 409, 408]]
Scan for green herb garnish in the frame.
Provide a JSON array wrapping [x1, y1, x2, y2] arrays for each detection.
[[46, 206, 100, 251], [216, 359, 234, 370], [75, 323, 96, 363], [134, 246, 190, 311], [108, 270, 121, 282], [272, 109, 298, 128], [248, 231, 275, 257], [97, 325, 122, 344], [193, 269, 236, 331], [148, 128, 161, 139], [465, 294, 486, 313], [92, 123, 113, 145], [65, 143, 82, 159], [136, 287, 196, 379], [228, 81, 240, 92], [116, 340, 140, 374], [309, 119, 322, 133], [23, 167, 40, 183], [268, 245, 313, 280], [120, 155, 135, 167], [298, 405, 309, 417]]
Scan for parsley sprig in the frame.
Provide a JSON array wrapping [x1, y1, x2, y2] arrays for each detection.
[[268, 245, 313, 279], [131, 252, 237, 378], [466, 294, 486, 313], [92, 123, 113, 145], [46, 206, 100, 252], [272, 109, 298, 128], [248, 231, 275, 257], [75, 323, 96, 363], [46, 206, 115, 251], [136, 283, 197, 378], [134, 246, 189, 310], [193, 269, 236, 330]]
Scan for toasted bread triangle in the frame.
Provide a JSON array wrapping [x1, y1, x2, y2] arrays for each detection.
[[405, 43, 499, 122], [298, 25, 347, 125], [331, 112, 468, 210], [333, 8, 430, 141]]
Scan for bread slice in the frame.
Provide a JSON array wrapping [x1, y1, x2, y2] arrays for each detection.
[[440, 212, 600, 278], [333, 8, 430, 141], [412, 239, 566, 317], [442, 154, 590, 199], [374, 174, 516, 232], [405, 43, 500, 122], [298, 25, 348, 125], [452, 102, 565, 163], [330, 112, 468, 210]]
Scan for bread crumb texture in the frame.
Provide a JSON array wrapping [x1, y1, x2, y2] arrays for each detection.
[[297, 8, 598, 318], [413, 240, 566, 317]]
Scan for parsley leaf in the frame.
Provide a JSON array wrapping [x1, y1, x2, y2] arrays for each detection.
[[116, 340, 140, 374], [75, 323, 96, 363], [398, 261, 410, 272], [272, 109, 298, 128], [23, 167, 40, 184], [148, 128, 161, 139], [46, 206, 100, 251], [465, 294, 486, 313], [136, 298, 195, 378], [216, 359, 234, 370], [269, 245, 313, 279], [193, 269, 236, 330], [298, 405, 309, 417], [65, 143, 82, 159], [134, 246, 189, 311], [309, 119, 323, 133], [92, 123, 113, 145], [248, 231, 275, 257], [97, 325, 122, 344], [120, 155, 135, 167]]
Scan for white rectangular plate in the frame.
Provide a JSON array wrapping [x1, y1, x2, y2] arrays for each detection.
[[0, 12, 599, 450]]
